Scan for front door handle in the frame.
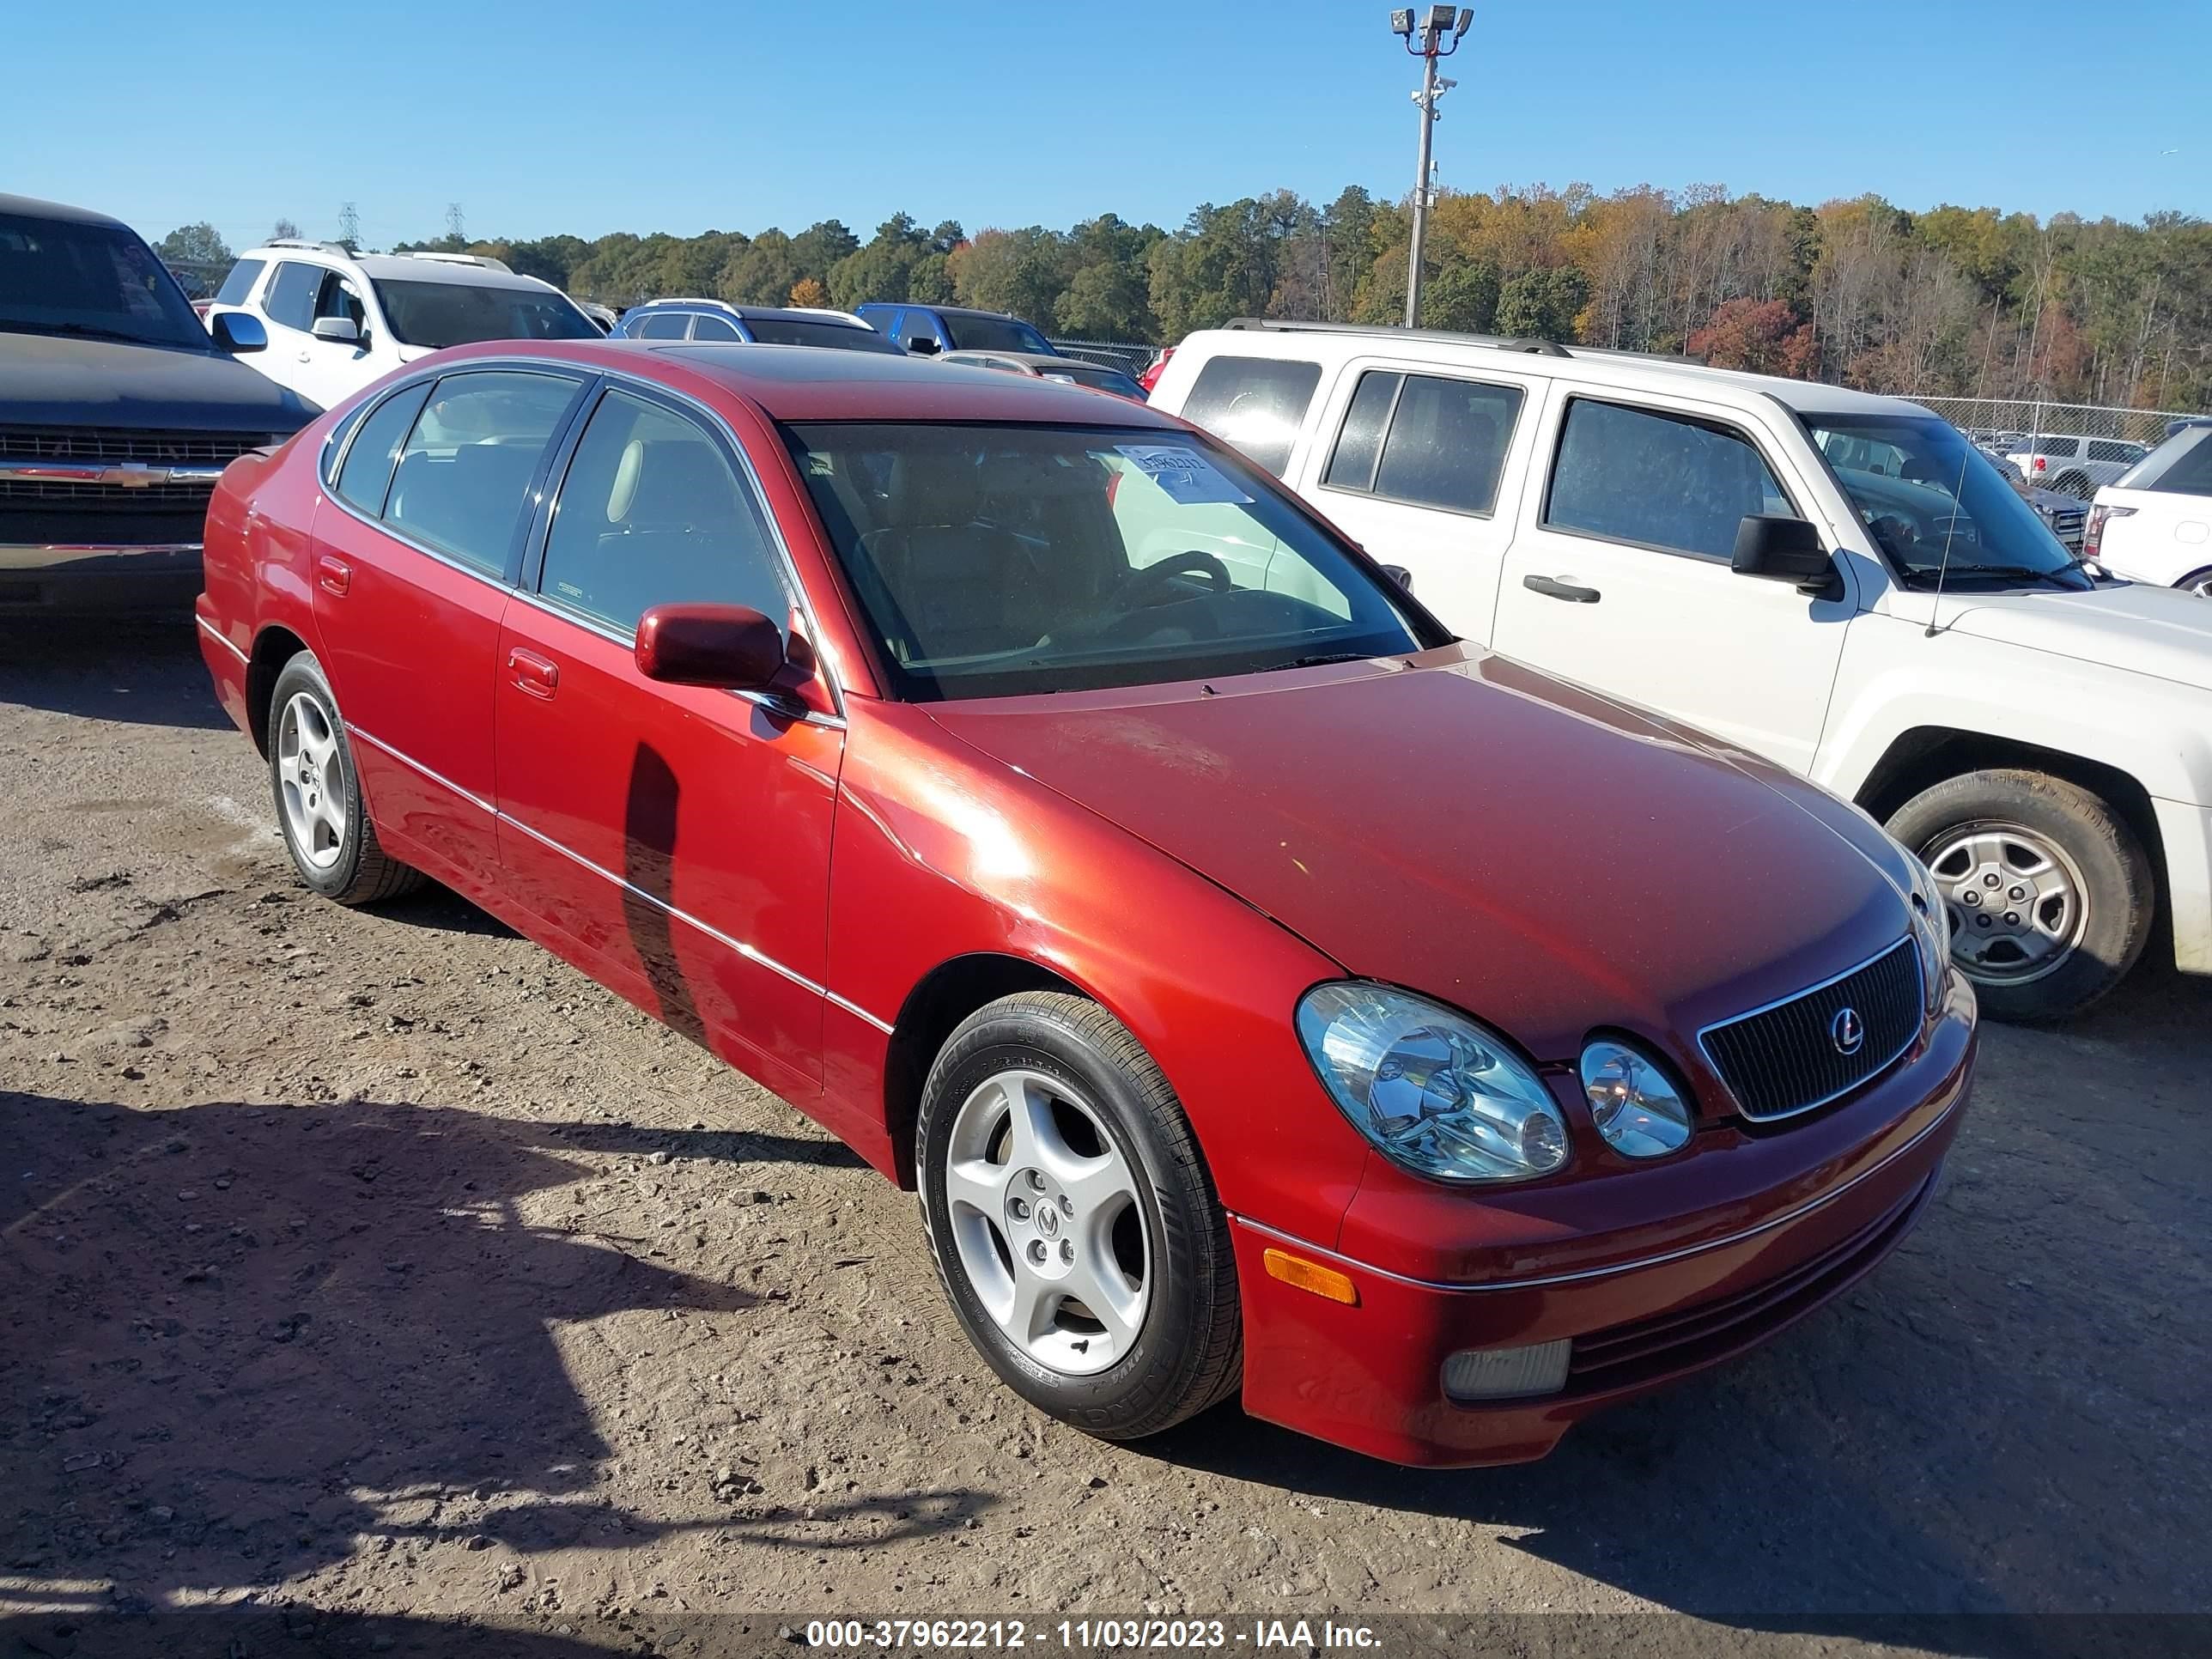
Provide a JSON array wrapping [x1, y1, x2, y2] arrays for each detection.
[[507, 647, 559, 699], [1523, 574, 1601, 604], [315, 554, 351, 596]]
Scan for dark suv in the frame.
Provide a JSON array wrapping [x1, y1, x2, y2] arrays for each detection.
[[1, 193, 313, 614], [853, 302, 1054, 357]]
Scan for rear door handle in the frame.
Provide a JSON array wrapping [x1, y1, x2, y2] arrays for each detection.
[[315, 554, 351, 597], [1522, 574, 1601, 604], [507, 647, 559, 699]]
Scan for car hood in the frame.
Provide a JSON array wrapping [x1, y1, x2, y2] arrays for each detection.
[[1939, 580, 2212, 693], [925, 645, 1912, 1062], [0, 332, 314, 432]]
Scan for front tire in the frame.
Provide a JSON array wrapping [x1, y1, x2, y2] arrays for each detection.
[[2052, 470, 2094, 500], [1887, 769, 2153, 1022], [267, 651, 424, 906], [917, 992, 1241, 1440]]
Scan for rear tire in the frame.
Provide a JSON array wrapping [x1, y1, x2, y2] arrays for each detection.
[[2177, 568, 2212, 599], [916, 991, 1241, 1440], [2052, 470, 2093, 500], [267, 651, 425, 906], [1887, 769, 2152, 1023]]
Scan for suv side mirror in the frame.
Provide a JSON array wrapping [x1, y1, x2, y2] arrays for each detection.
[[311, 317, 362, 346], [905, 337, 940, 356], [1378, 563, 1414, 592], [1732, 515, 1834, 594], [210, 311, 266, 354], [635, 603, 787, 691]]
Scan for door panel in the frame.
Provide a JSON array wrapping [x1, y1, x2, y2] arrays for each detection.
[[1492, 392, 1853, 774], [495, 602, 842, 1103]]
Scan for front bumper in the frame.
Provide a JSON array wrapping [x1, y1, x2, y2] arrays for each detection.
[[1231, 986, 1976, 1468], [0, 542, 204, 615]]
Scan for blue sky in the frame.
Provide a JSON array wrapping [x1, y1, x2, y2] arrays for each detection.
[[12, 0, 2205, 251]]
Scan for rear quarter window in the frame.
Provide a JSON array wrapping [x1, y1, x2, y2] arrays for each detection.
[[1176, 356, 1323, 477]]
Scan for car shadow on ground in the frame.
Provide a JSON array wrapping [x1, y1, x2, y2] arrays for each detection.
[[0, 618, 231, 733], [0, 1090, 952, 1630], [1142, 962, 2212, 1644]]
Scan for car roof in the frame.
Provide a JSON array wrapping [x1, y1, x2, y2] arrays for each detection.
[[948, 350, 1132, 374], [866, 302, 1032, 324], [485, 338, 1183, 426], [633, 300, 867, 327], [1182, 321, 1934, 421], [239, 245, 556, 290], [0, 192, 132, 229]]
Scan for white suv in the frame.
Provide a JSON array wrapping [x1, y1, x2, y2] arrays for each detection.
[[2087, 427, 2212, 595], [204, 241, 599, 411], [1150, 320, 2212, 1021], [2001, 434, 2148, 499]]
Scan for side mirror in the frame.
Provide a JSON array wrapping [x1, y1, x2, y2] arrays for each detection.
[[1377, 563, 1414, 593], [210, 311, 266, 354], [311, 316, 362, 345], [635, 602, 787, 691], [1732, 514, 1835, 594], [905, 337, 940, 356]]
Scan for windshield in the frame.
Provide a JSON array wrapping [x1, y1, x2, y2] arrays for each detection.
[[786, 422, 1431, 701], [943, 314, 1054, 354], [1806, 413, 2089, 587], [370, 277, 599, 349], [1050, 364, 1145, 399], [0, 210, 210, 349], [742, 316, 904, 353]]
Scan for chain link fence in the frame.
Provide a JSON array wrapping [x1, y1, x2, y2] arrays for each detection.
[[1905, 395, 2199, 450], [1045, 338, 1160, 376], [165, 258, 233, 301]]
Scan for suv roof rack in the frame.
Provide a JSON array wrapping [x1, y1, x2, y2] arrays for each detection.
[[1223, 317, 1573, 359], [262, 237, 352, 255], [395, 251, 514, 274]]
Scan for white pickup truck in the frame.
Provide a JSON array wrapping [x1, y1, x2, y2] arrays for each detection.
[[1149, 321, 2212, 1021]]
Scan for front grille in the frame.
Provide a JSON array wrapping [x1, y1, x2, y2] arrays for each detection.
[[1565, 1173, 1932, 1395], [0, 426, 273, 507], [1698, 938, 1923, 1121]]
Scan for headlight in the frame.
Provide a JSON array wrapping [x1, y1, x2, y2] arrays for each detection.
[[1579, 1039, 1693, 1158], [1295, 983, 1569, 1183], [1905, 852, 1952, 1001]]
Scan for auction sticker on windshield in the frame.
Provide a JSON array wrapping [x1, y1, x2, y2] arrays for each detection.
[[1115, 443, 1254, 505]]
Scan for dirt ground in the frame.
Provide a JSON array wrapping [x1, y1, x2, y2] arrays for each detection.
[[2, 622, 2207, 1658]]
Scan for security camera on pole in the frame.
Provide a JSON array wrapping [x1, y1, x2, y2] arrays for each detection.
[[1390, 5, 1474, 328]]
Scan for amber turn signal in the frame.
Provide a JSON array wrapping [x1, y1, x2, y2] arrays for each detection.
[[1262, 1247, 1359, 1305]]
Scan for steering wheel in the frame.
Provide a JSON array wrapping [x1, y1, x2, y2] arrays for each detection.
[[1117, 550, 1233, 611]]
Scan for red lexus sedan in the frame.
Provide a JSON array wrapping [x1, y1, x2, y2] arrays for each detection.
[[196, 340, 1976, 1467]]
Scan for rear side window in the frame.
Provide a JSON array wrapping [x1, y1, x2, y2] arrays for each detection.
[[690, 313, 743, 341], [263, 262, 320, 331], [2138, 432, 2212, 496], [334, 382, 432, 514], [215, 258, 265, 306], [635, 312, 689, 339], [538, 389, 790, 635], [1545, 399, 1794, 560], [384, 371, 581, 576], [1322, 371, 1522, 514], [2033, 436, 2080, 457], [1178, 356, 1322, 477]]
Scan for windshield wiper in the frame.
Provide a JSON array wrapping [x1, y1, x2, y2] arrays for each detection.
[[1271, 650, 1380, 671], [1911, 562, 2086, 591]]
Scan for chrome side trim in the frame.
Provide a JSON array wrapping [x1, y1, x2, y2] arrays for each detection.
[[1230, 1085, 1962, 1295], [197, 616, 249, 665], [0, 459, 228, 487], [0, 542, 204, 570], [1696, 935, 1923, 1122], [347, 721, 890, 1032], [344, 723, 497, 817]]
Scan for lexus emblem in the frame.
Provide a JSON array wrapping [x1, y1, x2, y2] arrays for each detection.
[[1831, 1006, 1865, 1056]]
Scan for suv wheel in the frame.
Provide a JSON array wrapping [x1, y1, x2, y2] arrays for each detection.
[[1887, 769, 2152, 1022], [916, 992, 1241, 1440], [2051, 470, 2093, 499], [2177, 567, 2212, 599], [268, 651, 425, 905]]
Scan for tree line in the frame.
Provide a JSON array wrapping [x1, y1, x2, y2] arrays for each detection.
[[159, 184, 2212, 410]]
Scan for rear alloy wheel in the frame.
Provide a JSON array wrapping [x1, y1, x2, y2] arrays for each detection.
[[917, 992, 1241, 1439], [266, 652, 425, 906], [2178, 568, 2212, 599], [1887, 769, 2152, 1022]]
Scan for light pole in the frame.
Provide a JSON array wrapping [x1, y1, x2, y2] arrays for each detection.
[[1392, 5, 1472, 329]]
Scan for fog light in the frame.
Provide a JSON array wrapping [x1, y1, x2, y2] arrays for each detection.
[[1441, 1339, 1571, 1401]]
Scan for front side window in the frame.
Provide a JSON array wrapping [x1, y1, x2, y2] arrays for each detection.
[[215, 258, 266, 307], [785, 422, 1431, 702], [1808, 411, 2088, 587], [941, 314, 1054, 355], [0, 210, 210, 349], [690, 313, 743, 341], [263, 262, 321, 331], [384, 371, 581, 575], [334, 382, 433, 514], [2086, 440, 2137, 464], [540, 390, 789, 636], [1545, 398, 1793, 559], [1322, 371, 1523, 515], [895, 312, 943, 349], [1176, 356, 1322, 477], [369, 278, 598, 349], [313, 271, 366, 331]]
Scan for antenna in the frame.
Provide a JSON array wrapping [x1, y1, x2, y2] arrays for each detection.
[[446, 202, 465, 242], [1923, 441, 1973, 638]]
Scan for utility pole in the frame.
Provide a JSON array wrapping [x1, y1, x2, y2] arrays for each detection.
[[447, 202, 465, 244], [337, 202, 360, 250], [1391, 6, 1472, 328]]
